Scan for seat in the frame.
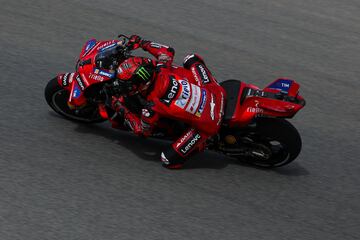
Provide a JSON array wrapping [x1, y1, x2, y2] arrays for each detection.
[[220, 80, 242, 121]]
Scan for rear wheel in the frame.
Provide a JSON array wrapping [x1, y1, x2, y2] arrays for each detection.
[[224, 118, 302, 167], [44, 77, 105, 123]]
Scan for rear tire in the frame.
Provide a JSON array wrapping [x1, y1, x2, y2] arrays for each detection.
[[44, 77, 105, 123], [236, 118, 302, 168]]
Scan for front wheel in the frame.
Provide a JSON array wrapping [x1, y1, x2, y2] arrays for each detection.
[[224, 118, 302, 168], [44, 77, 105, 123]]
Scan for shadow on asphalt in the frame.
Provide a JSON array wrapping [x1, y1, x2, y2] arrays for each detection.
[[271, 163, 309, 176], [236, 161, 310, 176], [72, 122, 229, 170], [49, 112, 309, 174]]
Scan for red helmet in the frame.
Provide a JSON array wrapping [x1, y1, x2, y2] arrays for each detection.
[[116, 57, 154, 95]]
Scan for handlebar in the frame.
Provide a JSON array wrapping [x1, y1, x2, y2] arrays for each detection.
[[117, 34, 139, 52], [94, 35, 133, 70], [117, 34, 129, 39], [117, 34, 132, 51]]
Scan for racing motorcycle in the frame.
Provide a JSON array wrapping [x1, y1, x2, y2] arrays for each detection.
[[45, 34, 306, 168]]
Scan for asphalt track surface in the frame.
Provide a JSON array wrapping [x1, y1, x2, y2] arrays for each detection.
[[1, 0, 359, 239]]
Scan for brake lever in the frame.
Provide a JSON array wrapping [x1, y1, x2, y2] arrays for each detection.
[[116, 35, 134, 55], [117, 34, 129, 39]]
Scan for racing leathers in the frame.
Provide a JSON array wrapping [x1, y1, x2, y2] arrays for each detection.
[[115, 39, 226, 169]]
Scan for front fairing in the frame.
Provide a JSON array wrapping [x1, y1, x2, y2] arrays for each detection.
[[77, 39, 123, 87]]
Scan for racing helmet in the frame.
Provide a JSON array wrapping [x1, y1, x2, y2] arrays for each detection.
[[116, 57, 155, 95]]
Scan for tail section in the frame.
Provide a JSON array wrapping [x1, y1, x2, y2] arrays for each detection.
[[220, 78, 306, 128], [264, 78, 300, 97]]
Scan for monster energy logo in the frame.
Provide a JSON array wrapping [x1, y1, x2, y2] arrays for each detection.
[[136, 67, 151, 81]]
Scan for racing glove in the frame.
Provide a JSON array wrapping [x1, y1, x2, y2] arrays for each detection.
[[111, 96, 140, 134], [128, 35, 152, 51], [128, 35, 142, 50]]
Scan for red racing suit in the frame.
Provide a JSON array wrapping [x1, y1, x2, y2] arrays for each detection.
[[117, 41, 226, 167]]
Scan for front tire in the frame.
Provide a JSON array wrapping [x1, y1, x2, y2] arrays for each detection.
[[44, 77, 105, 123]]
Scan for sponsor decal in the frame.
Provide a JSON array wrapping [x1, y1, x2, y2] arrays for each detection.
[[89, 73, 104, 81], [62, 73, 70, 86], [82, 39, 96, 56], [185, 84, 201, 114], [100, 42, 117, 52], [210, 94, 215, 120], [195, 90, 207, 117], [136, 67, 151, 81], [217, 92, 224, 125], [68, 73, 75, 84], [246, 107, 264, 113], [191, 67, 201, 85], [175, 99, 188, 109], [81, 73, 89, 86], [150, 42, 169, 49], [122, 62, 131, 69], [161, 76, 179, 106], [196, 64, 210, 84], [72, 84, 81, 99], [158, 53, 171, 62], [76, 75, 85, 90], [85, 40, 96, 51], [117, 66, 123, 74], [142, 108, 151, 118], [175, 80, 191, 109], [175, 130, 193, 148], [268, 79, 292, 93], [180, 133, 202, 155], [183, 54, 195, 64], [98, 70, 114, 78], [97, 40, 116, 51]]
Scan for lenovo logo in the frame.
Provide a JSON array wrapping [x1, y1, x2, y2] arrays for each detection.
[[161, 76, 179, 106], [180, 133, 201, 155]]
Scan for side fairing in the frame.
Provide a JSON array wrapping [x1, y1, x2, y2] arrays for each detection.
[[79, 39, 97, 59], [149, 70, 225, 135], [57, 72, 87, 107]]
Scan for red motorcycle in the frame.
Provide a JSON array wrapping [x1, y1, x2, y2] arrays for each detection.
[[45, 34, 306, 168]]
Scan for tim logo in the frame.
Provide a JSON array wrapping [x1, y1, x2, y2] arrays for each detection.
[[268, 79, 293, 92], [175, 80, 190, 109]]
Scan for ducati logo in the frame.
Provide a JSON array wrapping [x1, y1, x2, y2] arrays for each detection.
[[176, 131, 192, 148], [210, 94, 215, 120]]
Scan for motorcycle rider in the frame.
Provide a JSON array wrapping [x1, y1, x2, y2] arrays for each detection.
[[113, 35, 225, 169]]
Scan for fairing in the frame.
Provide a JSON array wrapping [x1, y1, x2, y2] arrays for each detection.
[[224, 79, 305, 127]]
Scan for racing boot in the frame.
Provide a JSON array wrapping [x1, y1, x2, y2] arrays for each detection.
[[161, 148, 186, 169], [161, 128, 208, 169]]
